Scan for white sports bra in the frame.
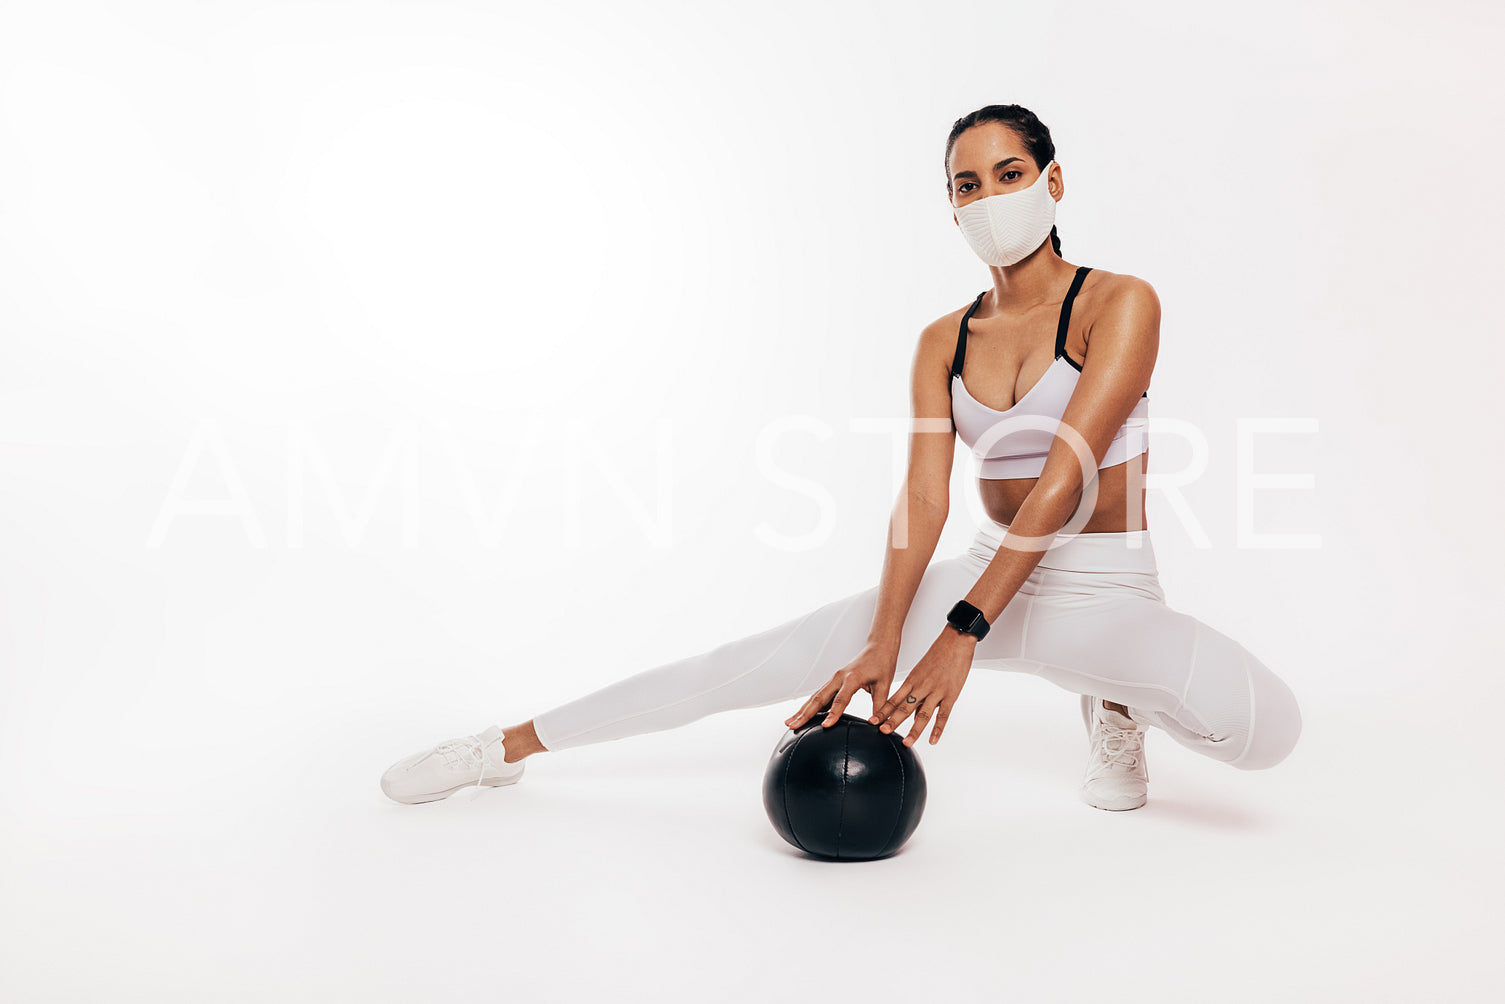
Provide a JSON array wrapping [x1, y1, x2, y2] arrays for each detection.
[[948, 265, 1149, 480]]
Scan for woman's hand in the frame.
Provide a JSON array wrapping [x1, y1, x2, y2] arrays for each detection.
[[785, 641, 898, 731], [869, 628, 976, 747]]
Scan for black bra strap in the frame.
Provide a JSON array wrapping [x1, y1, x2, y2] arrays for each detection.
[[950, 270, 1147, 402], [1054, 265, 1092, 358], [950, 290, 988, 383]]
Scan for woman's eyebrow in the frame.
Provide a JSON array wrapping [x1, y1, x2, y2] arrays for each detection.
[[952, 156, 1025, 183]]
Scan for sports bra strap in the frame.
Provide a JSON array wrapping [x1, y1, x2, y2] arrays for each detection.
[[950, 290, 988, 383], [946, 265, 1149, 410], [1053, 265, 1093, 359]]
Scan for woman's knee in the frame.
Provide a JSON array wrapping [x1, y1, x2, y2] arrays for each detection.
[[1227, 660, 1303, 770]]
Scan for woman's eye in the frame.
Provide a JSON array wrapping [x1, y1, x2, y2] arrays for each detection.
[[1002, 171, 1022, 181], [959, 182, 976, 194]]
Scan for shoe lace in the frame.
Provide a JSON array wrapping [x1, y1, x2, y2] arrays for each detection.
[[1091, 722, 1144, 773], [433, 735, 494, 802]]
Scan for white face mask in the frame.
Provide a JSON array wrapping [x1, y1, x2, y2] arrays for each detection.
[[951, 160, 1058, 266]]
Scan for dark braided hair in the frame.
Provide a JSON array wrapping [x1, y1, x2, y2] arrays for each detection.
[[944, 104, 1061, 256]]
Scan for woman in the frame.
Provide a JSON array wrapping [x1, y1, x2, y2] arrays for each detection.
[[379, 103, 1303, 812]]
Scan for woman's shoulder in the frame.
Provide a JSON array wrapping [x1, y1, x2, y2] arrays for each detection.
[[922, 291, 987, 344], [1079, 268, 1162, 355], [1080, 267, 1160, 316]]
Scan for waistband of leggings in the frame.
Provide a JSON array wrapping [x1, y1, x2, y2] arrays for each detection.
[[967, 516, 1158, 574]]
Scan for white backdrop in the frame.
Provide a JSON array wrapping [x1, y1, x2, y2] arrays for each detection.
[[2, 1, 1501, 1001]]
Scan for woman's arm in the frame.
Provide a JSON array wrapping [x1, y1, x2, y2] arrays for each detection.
[[865, 320, 959, 653], [962, 276, 1161, 623]]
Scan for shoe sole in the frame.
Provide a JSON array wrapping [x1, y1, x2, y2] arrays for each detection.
[[381, 769, 524, 805], [1080, 789, 1147, 811]]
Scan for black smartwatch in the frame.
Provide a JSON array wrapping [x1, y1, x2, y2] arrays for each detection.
[[946, 600, 991, 641]]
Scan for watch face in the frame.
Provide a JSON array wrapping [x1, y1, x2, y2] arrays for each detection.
[[949, 601, 987, 637]]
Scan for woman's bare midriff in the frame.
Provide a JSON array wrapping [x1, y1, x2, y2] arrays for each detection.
[[978, 447, 1149, 533]]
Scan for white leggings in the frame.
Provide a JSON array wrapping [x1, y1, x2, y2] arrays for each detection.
[[530, 518, 1303, 770]]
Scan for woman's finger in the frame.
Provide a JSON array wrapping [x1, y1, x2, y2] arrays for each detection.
[[789, 693, 825, 728], [822, 679, 866, 727], [904, 695, 941, 747], [785, 685, 829, 728], [869, 680, 911, 727], [786, 675, 844, 729], [878, 689, 925, 734], [927, 703, 951, 745]]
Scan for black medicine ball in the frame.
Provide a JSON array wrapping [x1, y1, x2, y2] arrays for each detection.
[[762, 711, 928, 861]]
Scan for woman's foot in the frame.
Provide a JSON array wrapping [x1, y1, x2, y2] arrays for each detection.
[[380, 722, 539, 804], [1079, 696, 1149, 811]]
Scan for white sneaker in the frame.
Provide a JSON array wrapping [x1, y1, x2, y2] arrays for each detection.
[[380, 724, 525, 804], [1079, 696, 1149, 811]]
